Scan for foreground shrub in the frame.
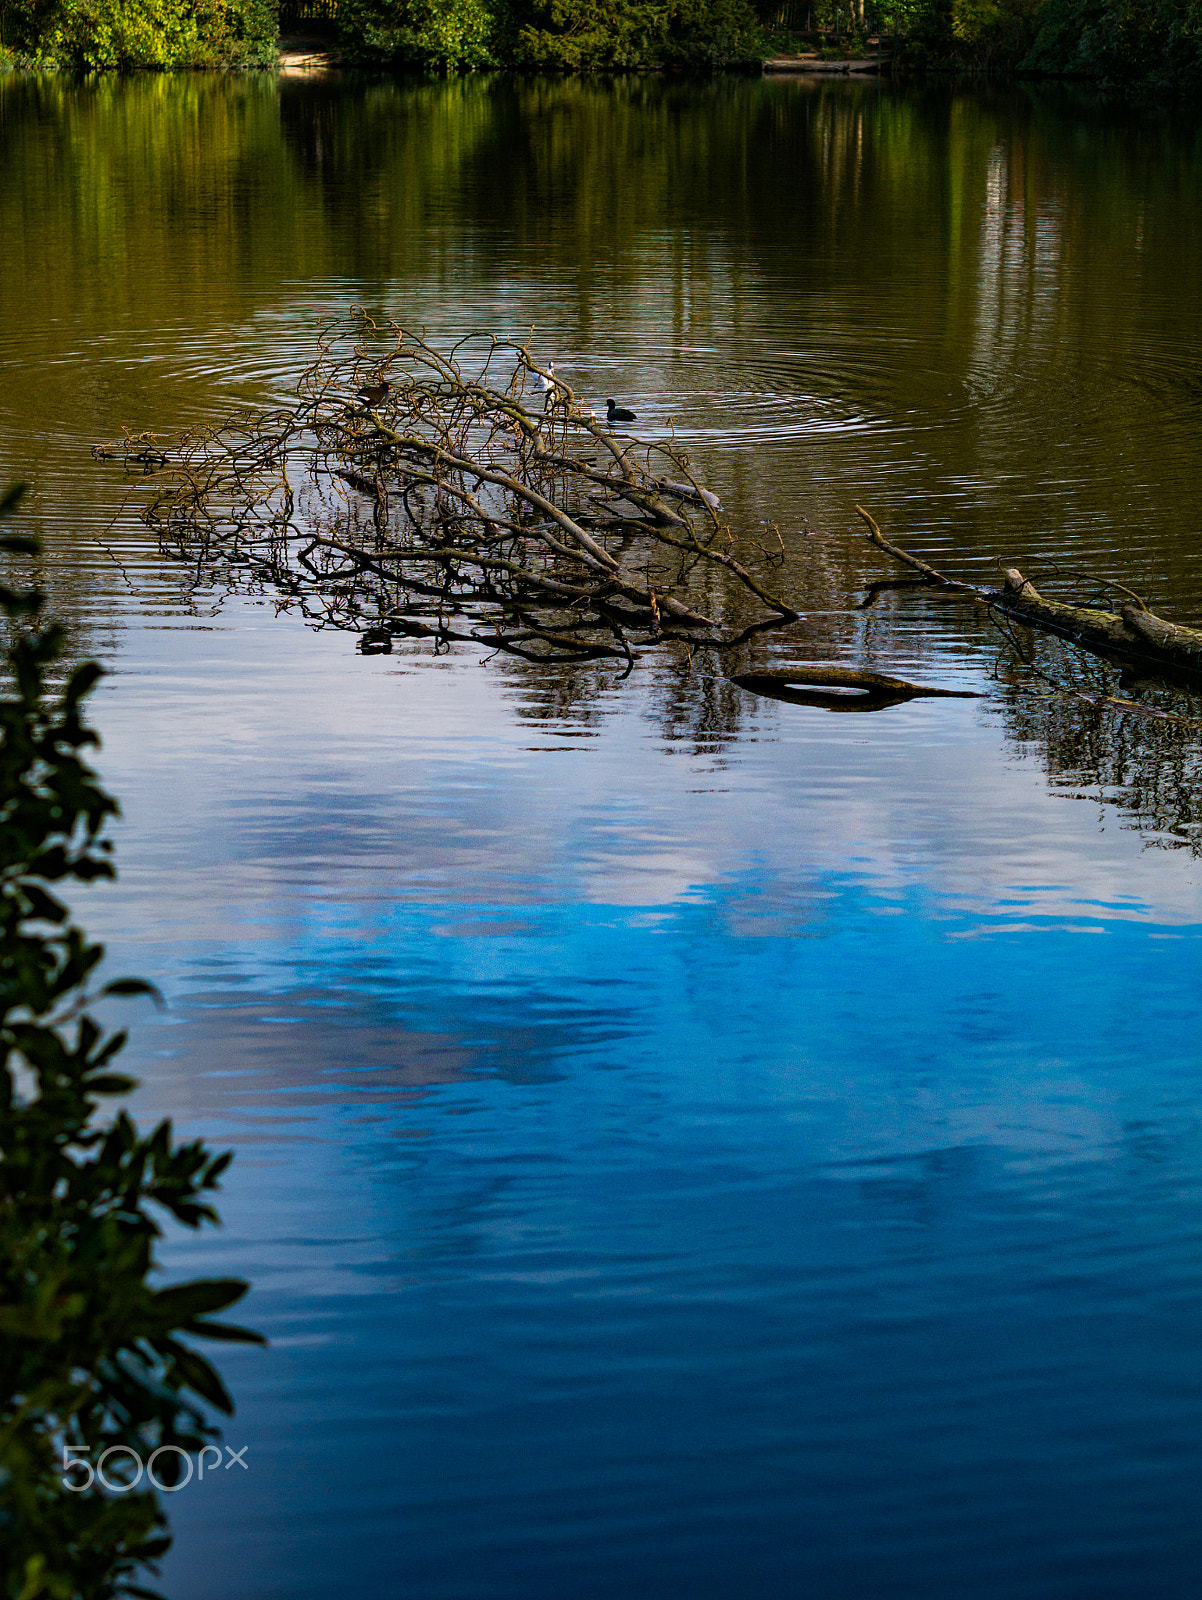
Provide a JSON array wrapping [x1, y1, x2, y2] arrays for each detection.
[[666, 0, 762, 65], [512, 0, 669, 67], [0, 482, 262, 1600]]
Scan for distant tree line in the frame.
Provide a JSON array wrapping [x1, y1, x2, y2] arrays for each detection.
[[0, 0, 278, 67], [893, 0, 1202, 86], [0, 0, 762, 67], [332, 0, 763, 69], [1, 0, 1197, 100], [341, 0, 1202, 86]]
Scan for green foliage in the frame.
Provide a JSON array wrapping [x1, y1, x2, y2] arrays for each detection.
[[957, 0, 1054, 59], [892, 0, 1053, 65], [192, 0, 279, 66], [0, 482, 263, 1600], [337, 0, 758, 67], [894, 0, 949, 60], [511, 0, 759, 66], [4, 0, 1202, 80], [884, 0, 1199, 77], [513, 0, 669, 67], [338, 0, 499, 69], [1023, 0, 1202, 85], [28, 0, 204, 68], [665, 0, 762, 64], [0, 0, 277, 69]]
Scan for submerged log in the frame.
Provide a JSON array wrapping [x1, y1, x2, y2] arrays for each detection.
[[995, 566, 1202, 672], [732, 665, 984, 713]]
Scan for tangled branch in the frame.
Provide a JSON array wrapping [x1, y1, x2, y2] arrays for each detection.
[[96, 313, 799, 668]]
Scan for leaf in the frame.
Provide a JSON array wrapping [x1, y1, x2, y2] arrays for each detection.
[[0, 584, 42, 615], [85, 1073, 139, 1095], [189, 1318, 268, 1346], [170, 1345, 235, 1414], [21, 883, 67, 923], [100, 977, 164, 1005], [161, 1199, 220, 1228], [0, 534, 39, 556], [0, 464, 249, 1590], [151, 1277, 251, 1321], [205, 1150, 234, 1182], [66, 660, 106, 701], [0, 481, 28, 516]]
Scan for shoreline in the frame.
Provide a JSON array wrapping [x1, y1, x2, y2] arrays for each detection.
[[0, 43, 1118, 85], [763, 55, 886, 74], [280, 38, 893, 75]]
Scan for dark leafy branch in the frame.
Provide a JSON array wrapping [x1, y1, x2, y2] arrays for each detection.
[[0, 482, 263, 1600]]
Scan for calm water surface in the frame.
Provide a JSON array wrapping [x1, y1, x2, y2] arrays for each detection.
[[3, 72, 1202, 1598]]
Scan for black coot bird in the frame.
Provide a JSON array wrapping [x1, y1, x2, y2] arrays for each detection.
[[606, 398, 636, 424], [356, 379, 392, 407]]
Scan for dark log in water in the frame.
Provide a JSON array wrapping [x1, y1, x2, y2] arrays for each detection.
[[733, 665, 983, 714], [856, 506, 1202, 688]]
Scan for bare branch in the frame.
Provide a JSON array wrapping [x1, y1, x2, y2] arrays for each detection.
[[98, 312, 778, 667]]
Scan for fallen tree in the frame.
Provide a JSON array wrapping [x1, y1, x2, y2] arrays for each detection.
[[856, 506, 1202, 689], [97, 312, 799, 672], [94, 319, 1202, 717]]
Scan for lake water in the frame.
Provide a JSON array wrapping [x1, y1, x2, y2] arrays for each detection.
[[3, 70, 1202, 1599]]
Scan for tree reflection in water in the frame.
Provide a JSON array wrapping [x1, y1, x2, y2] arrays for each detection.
[[117, 382, 1202, 855], [994, 633, 1202, 853]]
